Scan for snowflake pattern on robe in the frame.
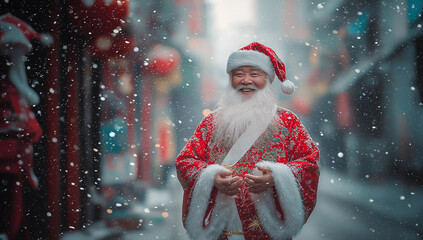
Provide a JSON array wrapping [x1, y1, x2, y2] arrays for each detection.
[[175, 107, 320, 240]]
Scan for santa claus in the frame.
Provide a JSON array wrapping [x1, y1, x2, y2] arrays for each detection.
[[175, 42, 320, 240], [0, 13, 51, 240]]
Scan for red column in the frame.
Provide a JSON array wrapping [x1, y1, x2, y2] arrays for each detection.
[[46, 7, 61, 239], [139, 76, 152, 183], [127, 67, 135, 148], [65, 47, 81, 230]]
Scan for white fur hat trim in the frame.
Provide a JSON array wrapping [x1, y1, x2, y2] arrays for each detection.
[[226, 50, 276, 82]]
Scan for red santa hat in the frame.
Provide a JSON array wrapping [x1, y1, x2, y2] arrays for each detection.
[[0, 13, 53, 54], [226, 42, 295, 95]]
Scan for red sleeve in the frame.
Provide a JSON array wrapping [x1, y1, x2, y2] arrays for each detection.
[[174, 113, 214, 224], [285, 112, 320, 221]]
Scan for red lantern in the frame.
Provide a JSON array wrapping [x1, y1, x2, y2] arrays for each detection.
[[145, 44, 181, 76], [68, 0, 129, 37], [335, 92, 354, 131], [290, 97, 311, 116]]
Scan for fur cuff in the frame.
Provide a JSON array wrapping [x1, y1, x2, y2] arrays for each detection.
[[251, 161, 305, 239], [185, 164, 243, 240]]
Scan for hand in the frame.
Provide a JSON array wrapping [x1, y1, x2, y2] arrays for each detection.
[[244, 165, 274, 194], [214, 170, 242, 196]]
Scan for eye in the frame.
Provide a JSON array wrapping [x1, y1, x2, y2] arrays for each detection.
[[251, 72, 262, 77]]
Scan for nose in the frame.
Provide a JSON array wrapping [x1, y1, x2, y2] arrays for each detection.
[[241, 75, 253, 84]]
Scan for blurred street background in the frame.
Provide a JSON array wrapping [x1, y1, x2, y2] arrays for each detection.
[[0, 0, 422, 239]]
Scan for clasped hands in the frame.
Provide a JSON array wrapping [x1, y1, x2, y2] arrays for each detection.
[[214, 165, 274, 196]]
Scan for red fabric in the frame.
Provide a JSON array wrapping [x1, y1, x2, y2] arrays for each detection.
[[273, 187, 285, 221], [233, 185, 272, 239], [203, 187, 218, 227], [0, 81, 42, 186], [0, 138, 36, 240], [240, 42, 287, 83], [175, 108, 320, 238], [0, 80, 42, 239], [8, 176, 23, 240], [0, 81, 42, 142]]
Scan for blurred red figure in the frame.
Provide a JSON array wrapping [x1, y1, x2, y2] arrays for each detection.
[[175, 42, 320, 240], [0, 13, 50, 240]]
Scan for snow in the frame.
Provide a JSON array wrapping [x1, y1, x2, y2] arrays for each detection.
[[2, 0, 422, 239]]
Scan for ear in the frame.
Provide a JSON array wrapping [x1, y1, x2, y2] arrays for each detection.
[[266, 76, 272, 84]]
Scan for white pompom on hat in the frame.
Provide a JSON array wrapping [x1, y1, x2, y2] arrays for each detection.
[[226, 42, 295, 95]]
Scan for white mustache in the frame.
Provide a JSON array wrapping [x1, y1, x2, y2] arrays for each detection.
[[236, 84, 258, 91]]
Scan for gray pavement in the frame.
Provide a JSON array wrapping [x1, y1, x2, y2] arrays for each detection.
[[63, 169, 423, 240], [296, 170, 423, 240], [129, 169, 423, 240], [122, 172, 189, 240]]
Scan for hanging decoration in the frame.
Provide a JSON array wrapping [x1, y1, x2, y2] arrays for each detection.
[[335, 92, 354, 131], [145, 45, 182, 186], [145, 44, 181, 76]]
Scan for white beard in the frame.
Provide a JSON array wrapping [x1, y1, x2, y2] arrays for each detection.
[[213, 82, 277, 148]]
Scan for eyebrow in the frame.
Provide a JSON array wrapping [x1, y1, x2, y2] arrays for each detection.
[[233, 67, 263, 71]]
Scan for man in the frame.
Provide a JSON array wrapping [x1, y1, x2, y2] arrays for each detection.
[[175, 42, 320, 240]]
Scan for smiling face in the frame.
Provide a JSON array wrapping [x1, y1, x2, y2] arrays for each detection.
[[231, 66, 267, 97]]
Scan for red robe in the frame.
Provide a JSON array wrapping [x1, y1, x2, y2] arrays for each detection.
[[175, 107, 320, 240]]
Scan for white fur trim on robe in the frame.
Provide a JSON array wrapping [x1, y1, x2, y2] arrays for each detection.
[[251, 161, 305, 240], [185, 164, 244, 240]]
